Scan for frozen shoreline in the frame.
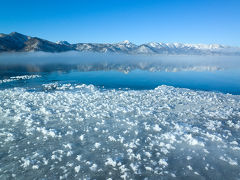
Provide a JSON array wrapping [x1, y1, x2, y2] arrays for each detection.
[[0, 84, 240, 179]]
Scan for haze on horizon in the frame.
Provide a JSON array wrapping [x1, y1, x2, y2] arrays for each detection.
[[0, 0, 240, 46]]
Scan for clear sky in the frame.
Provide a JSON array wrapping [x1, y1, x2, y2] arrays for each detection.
[[1, 0, 239, 45]]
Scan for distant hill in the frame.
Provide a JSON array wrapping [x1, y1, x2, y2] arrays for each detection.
[[0, 32, 240, 55]]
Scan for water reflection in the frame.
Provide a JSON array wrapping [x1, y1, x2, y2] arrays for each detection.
[[0, 52, 240, 94]]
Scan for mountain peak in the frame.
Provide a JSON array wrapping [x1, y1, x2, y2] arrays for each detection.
[[10, 32, 24, 36], [56, 40, 71, 46], [120, 40, 131, 44]]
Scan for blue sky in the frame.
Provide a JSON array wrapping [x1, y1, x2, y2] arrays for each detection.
[[1, 0, 239, 45]]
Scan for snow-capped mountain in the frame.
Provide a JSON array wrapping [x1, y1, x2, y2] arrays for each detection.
[[56, 40, 71, 46], [0, 32, 239, 55]]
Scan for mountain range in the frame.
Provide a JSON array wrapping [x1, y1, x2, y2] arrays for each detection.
[[0, 32, 239, 55]]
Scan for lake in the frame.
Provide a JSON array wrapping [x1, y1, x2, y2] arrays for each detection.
[[0, 53, 240, 179]]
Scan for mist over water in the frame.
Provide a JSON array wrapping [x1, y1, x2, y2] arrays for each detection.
[[1, 52, 240, 72]]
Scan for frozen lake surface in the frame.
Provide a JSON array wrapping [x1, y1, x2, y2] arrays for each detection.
[[0, 53, 240, 179]]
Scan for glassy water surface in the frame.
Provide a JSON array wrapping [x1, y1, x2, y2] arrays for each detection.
[[2, 69, 240, 94], [1, 53, 240, 94]]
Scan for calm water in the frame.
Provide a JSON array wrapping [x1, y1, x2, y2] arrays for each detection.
[[1, 52, 240, 94], [1, 69, 240, 94]]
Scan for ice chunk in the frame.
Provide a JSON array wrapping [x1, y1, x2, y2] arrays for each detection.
[[74, 165, 81, 173]]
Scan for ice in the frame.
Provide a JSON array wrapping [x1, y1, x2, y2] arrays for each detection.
[[187, 165, 193, 171], [0, 83, 240, 179], [89, 164, 98, 171], [105, 158, 117, 167], [32, 165, 39, 169], [145, 152, 152, 158], [130, 163, 138, 174], [21, 157, 30, 168], [74, 165, 80, 173], [145, 167, 153, 171], [153, 124, 161, 132], [0, 75, 41, 84], [158, 159, 168, 167], [94, 142, 101, 148]]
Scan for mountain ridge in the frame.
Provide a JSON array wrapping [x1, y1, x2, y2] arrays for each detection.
[[0, 32, 239, 55]]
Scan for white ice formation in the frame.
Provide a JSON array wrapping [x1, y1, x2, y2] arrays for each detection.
[[0, 83, 240, 179]]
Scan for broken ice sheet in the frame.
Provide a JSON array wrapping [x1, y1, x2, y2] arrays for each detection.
[[0, 83, 240, 179]]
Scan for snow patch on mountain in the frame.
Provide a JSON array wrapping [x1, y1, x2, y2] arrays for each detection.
[[56, 40, 71, 46]]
